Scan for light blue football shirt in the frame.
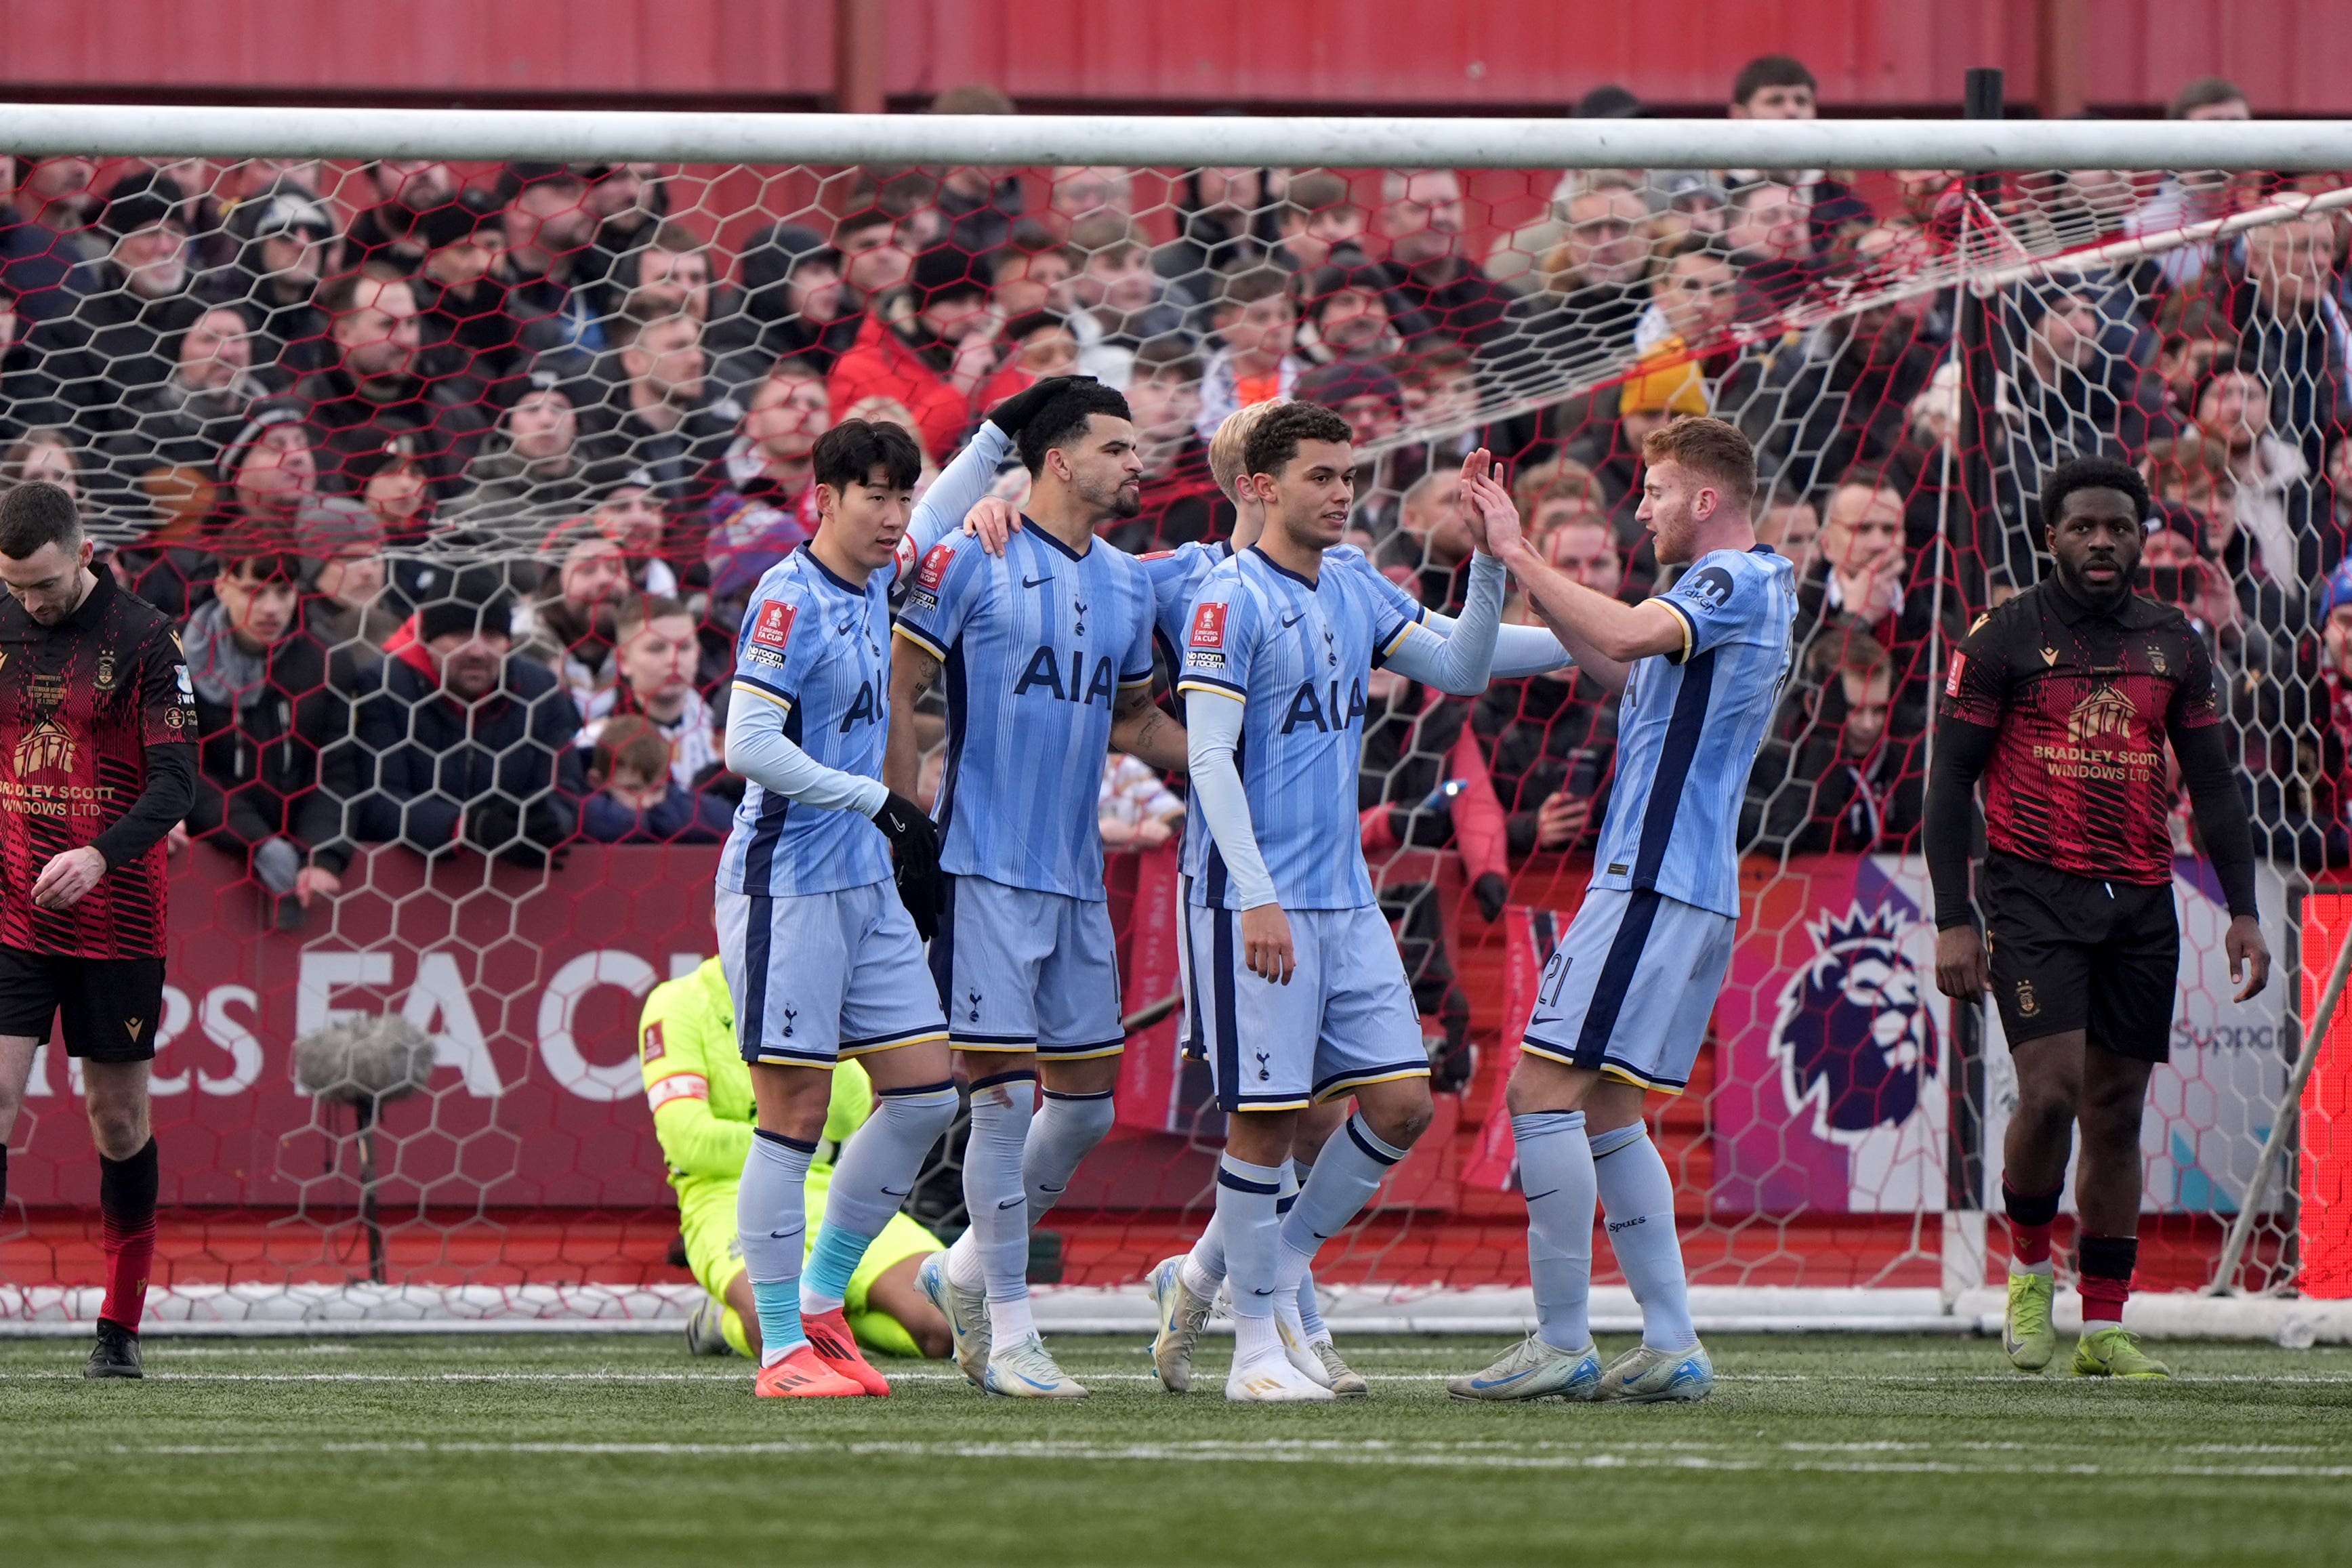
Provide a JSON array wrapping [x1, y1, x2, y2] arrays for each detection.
[[1140, 540, 1233, 664], [894, 522, 1157, 900], [1142, 540, 1426, 668], [1588, 545, 1797, 919], [1176, 545, 1419, 912], [720, 546, 894, 896]]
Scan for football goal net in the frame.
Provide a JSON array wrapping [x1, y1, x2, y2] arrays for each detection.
[[0, 104, 2346, 1340]]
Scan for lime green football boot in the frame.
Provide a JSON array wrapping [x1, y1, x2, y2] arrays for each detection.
[[2003, 1271, 2057, 1372], [2071, 1324, 2170, 1379]]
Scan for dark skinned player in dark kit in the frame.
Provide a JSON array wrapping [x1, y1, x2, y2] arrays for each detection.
[[1928, 455, 2268, 1380], [0, 480, 199, 1378]]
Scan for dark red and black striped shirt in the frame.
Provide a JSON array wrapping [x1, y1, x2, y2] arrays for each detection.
[[0, 570, 196, 957], [1938, 578, 2220, 887]]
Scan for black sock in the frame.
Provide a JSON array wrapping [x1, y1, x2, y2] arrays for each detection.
[[98, 1136, 160, 1228], [2000, 1180, 2062, 1229], [2077, 1232, 2137, 1282]]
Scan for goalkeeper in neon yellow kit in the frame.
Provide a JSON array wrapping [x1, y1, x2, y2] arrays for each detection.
[[641, 957, 952, 1359]]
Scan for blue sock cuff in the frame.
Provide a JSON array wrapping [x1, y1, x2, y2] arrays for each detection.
[[1216, 1153, 1284, 1194], [802, 1222, 878, 1304], [1511, 1110, 1586, 1143], [1344, 1113, 1409, 1166], [754, 1127, 819, 1152], [878, 1079, 958, 1100], [1587, 1122, 1647, 1159]]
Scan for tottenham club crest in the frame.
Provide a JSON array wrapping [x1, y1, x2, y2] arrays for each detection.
[[1771, 903, 1939, 1143]]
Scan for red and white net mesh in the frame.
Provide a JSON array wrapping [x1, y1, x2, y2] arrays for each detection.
[[0, 152, 2345, 1325]]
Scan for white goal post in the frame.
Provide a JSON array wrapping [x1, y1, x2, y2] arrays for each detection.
[[0, 104, 2349, 171]]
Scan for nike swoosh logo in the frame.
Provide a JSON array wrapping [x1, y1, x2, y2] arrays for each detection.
[[1523, 1189, 1559, 1203], [1250, 1287, 1277, 1296], [1008, 1369, 1058, 1390], [880, 1185, 911, 1198], [997, 1197, 1026, 1210], [1037, 1183, 1066, 1195], [1023, 575, 1054, 588], [767, 1228, 804, 1240], [1280, 613, 1305, 627], [1470, 1369, 1534, 1389], [1311, 1231, 1332, 1241]]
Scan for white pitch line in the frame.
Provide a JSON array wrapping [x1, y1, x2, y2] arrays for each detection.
[[81, 1438, 2352, 1479], [9, 1366, 2352, 1386]]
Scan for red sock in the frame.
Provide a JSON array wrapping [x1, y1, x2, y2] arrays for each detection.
[[98, 1138, 159, 1333], [2077, 1233, 2137, 1327], [2001, 1181, 2061, 1270]]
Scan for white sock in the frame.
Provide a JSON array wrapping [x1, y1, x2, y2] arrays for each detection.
[[1215, 1151, 1284, 1366], [1588, 1121, 1696, 1353], [961, 1073, 1038, 1353], [989, 1292, 1037, 1350], [1180, 1215, 1226, 1298], [945, 1229, 986, 1292]]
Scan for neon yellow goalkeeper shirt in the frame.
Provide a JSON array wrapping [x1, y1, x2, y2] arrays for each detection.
[[638, 957, 873, 1202]]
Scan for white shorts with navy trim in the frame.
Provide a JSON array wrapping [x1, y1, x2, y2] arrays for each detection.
[[1520, 886, 1734, 1094], [930, 874, 1126, 1058], [1189, 902, 1428, 1112], [718, 882, 947, 1067]]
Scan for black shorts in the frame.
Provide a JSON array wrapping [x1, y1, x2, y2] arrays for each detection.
[[1981, 852, 2179, 1062], [0, 946, 166, 1062]]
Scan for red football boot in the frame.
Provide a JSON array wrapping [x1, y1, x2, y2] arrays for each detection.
[[754, 1344, 866, 1399], [802, 1306, 892, 1397]]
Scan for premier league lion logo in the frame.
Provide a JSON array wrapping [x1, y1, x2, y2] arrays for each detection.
[[1771, 903, 1939, 1144]]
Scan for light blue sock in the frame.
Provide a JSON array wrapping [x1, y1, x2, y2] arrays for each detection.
[[1590, 1121, 1696, 1352], [1023, 1088, 1115, 1220], [1216, 1152, 1285, 1365], [961, 1073, 1037, 1306], [802, 1079, 959, 1315], [1285, 1159, 1328, 1342], [737, 1128, 814, 1365], [1526, 1222, 1588, 1353], [1275, 1114, 1406, 1294], [1514, 1110, 1594, 1353]]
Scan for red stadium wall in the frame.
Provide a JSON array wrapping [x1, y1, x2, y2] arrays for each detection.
[[3, 0, 2351, 114], [7, 846, 2275, 1296]]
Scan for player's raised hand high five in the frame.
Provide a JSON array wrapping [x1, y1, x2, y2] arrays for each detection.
[[1463, 470, 1526, 562], [1452, 447, 1495, 552]]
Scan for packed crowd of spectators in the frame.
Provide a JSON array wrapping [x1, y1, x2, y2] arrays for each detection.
[[0, 56, 2345, 947]]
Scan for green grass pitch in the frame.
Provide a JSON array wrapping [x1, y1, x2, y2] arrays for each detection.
[[2, 1332, 2347, 1567]]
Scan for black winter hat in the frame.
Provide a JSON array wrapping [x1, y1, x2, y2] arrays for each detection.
[[98, 170, 189, 239]]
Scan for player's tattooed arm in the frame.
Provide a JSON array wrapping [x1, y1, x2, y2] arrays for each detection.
[[884, 632, 944, 800], [1110, 682, 1189, 774]]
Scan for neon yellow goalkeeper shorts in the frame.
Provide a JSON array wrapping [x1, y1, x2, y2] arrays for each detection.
[[676, 1176, 943, 1359]]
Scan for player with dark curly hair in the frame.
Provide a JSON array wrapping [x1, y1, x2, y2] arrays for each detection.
[[1928, 455, 2268, 1380]]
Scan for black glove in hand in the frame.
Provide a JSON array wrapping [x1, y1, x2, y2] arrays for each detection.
[[872, 791, 943, 941], [1473, 871, 1510, 924], [985, 374, 1091, 436]]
